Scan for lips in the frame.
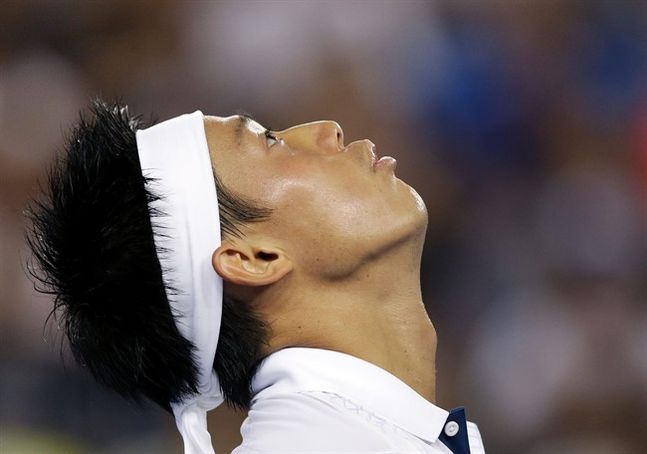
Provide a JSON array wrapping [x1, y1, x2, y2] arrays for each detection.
[[368, 143, 377, 166], [369, 144, 396, 171], [348, 139, 392, 171], [373, 156, 397, 170]]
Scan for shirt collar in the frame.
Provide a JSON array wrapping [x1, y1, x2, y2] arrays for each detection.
[[250, 347, 449, 444]]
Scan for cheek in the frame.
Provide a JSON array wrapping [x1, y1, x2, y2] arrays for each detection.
[[269, 173, 392, 276], [273, 164, 378, 234]]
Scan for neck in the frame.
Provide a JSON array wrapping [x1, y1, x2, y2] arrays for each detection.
[[259, 237, 438, 404]]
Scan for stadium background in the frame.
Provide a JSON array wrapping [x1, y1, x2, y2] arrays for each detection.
[[1, 1, 646, 453]]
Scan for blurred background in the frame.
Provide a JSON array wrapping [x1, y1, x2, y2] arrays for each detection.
[[1, 1, 647, 453]]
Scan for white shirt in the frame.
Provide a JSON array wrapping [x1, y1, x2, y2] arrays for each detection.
[[231, 347, 485, 453]]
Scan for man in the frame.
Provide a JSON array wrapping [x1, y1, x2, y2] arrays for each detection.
[[26, 99, 485, 453]]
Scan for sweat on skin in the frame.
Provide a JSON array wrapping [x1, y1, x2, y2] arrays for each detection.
[[203, 114, 437, 405]]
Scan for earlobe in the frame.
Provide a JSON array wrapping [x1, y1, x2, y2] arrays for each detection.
[[211, 241, 292, 287]]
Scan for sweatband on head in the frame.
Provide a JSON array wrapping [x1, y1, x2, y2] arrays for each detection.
[[136, 111, 223, 454]]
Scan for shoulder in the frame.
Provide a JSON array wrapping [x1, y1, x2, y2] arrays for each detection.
[[232, 391, 395, 453]]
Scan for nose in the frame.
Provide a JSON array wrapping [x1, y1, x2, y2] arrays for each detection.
[[278, 120, 344, 154]]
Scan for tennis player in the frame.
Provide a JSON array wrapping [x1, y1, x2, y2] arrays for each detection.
[[26, 99, 485, 453]]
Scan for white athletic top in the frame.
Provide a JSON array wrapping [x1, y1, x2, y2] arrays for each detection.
[[231, 347, 485, 454]]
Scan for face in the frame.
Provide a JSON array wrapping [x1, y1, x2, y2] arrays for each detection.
[[204, 115, 427, 281]]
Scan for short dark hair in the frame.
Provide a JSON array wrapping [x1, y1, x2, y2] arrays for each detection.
[[25, 98, 271, 412]]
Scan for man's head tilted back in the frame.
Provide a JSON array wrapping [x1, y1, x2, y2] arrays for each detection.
[[25, 98, 429, 451]]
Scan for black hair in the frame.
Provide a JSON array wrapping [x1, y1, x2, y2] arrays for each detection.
[[24, 98, 272, 413]]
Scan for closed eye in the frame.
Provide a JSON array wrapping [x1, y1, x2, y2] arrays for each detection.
[[264, 129, 280, 148]]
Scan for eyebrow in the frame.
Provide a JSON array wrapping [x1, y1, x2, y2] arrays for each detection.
[[234, 112, 256, 146]]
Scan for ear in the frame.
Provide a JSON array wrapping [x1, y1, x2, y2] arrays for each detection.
[[211, 239, 293, 287]]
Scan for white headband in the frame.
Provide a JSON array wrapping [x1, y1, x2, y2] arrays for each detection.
[[136, 111, 224, 454]]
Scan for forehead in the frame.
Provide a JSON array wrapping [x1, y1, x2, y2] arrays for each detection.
[[203, 114, 268, 184], [204, 114, 265, 147]]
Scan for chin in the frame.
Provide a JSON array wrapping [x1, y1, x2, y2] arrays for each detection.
[[380, 182, 428, 246], [406, 185, 428, 219], [405, 187, 429, 242], [396, 176, 426, 211]]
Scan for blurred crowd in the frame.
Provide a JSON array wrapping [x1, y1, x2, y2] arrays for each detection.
[[1, 1, 646, 453]]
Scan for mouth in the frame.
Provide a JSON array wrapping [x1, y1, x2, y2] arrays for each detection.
[[367, 142, 397, 171], [369, 144, 377, 168], [373, 156, 397, 170], [349, 139, 396, 171]]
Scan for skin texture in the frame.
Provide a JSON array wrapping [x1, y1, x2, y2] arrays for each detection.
[[204, 116, 438, 403]]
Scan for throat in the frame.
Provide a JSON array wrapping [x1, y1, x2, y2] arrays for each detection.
[[267, 296, 439, 405], [344, 304, 438, 404]]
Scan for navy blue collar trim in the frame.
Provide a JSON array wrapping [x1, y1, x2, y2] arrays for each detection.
[[438, 407, 471, 454]]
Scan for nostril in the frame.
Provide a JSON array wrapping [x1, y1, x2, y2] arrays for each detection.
[[335, 124, 344, 149], [319, 121, 344, 152]]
